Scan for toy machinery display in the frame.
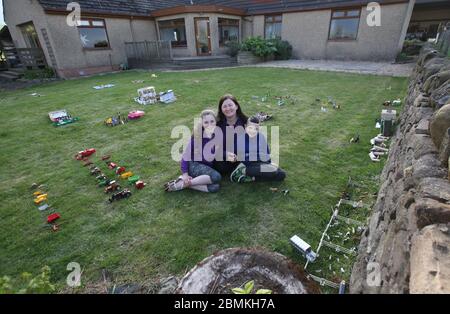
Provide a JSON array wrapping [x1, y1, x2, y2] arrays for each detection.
[[49, 110, 79, 127]]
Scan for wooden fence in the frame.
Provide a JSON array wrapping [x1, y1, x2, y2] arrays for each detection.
[[125, 41, 173, 68], [16, 48, 47, 69]]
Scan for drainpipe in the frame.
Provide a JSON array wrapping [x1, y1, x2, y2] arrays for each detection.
[[397, 0, 416, 54]]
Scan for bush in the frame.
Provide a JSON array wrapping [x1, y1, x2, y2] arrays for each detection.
[[225, 40, 240, 57], [240, 36, 277, 58], [23, 67, 56, 80], [0, 266, 56, 294], [269, 38, 293, 60]]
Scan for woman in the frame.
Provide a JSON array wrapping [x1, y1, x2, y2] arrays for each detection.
[[164, 110, 222, 193], [213, 94, 249, 175]]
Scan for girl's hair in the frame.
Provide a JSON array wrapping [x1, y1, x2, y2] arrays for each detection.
[[193, 109, 217, 138], [217, 94, 248, 124]]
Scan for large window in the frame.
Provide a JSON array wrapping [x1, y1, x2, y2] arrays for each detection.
[[328, 9, 361, 40], [218, 18, 239, 46], [265, 15, 282, 39], [77, 19, 110, 49], [20, 23, 41, 48], [158, 19, 187, 48]]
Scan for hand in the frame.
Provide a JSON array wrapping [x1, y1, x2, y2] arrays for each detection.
[[227, 152, 237, 163], [182, 173, 193, 186]]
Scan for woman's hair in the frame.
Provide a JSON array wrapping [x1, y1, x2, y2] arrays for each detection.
[[217, 94, 248, 124]]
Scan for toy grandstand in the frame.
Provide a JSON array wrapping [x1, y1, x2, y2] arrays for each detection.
[[49, 110, 79, 127]]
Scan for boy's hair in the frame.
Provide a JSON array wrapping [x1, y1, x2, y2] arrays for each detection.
[[248, 116, 261, 124]]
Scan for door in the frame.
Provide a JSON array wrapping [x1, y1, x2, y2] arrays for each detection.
[[194, 18, 211, 56]]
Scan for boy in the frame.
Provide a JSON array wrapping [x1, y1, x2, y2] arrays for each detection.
[[230, 116, 286, 183]]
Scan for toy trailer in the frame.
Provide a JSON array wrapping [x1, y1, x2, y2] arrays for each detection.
[[290, 235, 317, 262]]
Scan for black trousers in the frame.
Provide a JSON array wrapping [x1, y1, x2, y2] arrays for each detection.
[[245, 162, 286, 182], [213, 161, 239, 175]]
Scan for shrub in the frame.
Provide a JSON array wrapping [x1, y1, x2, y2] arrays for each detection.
[[0, 266, 56, 294], [23, 67, 56, 80], [225, 40, 240, 57], [269, 38, 293, 60], [240, 36, 277, 58]]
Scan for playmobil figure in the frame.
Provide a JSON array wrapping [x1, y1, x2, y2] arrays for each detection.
[[75, 148, 96, 160], [109, 189, 132, 202]]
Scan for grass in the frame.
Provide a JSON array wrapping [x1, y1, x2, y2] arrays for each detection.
[[0, 67, 407, 293]]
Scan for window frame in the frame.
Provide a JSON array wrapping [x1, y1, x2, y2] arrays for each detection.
[[328, 8, 361, 41], [264, 14, 282, 39], [77, 18, 111, 50], [158, 18, 188, 48], [218, 18, 240, 47]]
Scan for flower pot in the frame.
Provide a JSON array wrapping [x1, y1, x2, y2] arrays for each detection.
[[237, 51, 262, 65]]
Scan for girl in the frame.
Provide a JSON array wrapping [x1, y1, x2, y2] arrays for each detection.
[[164, 110, 222, 193]]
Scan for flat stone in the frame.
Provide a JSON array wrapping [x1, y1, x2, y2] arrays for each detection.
[[410, 224, 450, 293], [418, 177, 450, 203], [413, 134, 439, 159], [439, 128, 450, 167], [414, 198, 450, 229], [415, 118, 430, 135], [430, 104, 450, 148]]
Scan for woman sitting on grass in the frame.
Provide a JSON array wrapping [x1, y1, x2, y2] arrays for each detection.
[[164, 110, 222, 193]]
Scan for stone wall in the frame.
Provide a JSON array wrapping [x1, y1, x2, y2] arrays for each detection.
[[350, 47, 450, 294]]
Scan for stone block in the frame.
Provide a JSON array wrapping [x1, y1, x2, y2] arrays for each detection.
[[414, 198, 450, 229]]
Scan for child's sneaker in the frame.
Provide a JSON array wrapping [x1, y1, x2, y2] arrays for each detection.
[[230, 163, 246, 182], [238, 175, 254, 183]]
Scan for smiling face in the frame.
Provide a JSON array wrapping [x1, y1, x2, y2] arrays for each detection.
[[202, 113, 216, 136], [246, 121, 259, 138], [221, 98, 238, 119]]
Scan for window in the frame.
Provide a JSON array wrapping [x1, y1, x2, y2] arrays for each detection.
[[77, 19, 110, 49], [158, 19, 187, 48], [218, 18, 239, 46], [20, 23, 41, 48], [328, 9, 361, 40], [265, 15, 282, 39]]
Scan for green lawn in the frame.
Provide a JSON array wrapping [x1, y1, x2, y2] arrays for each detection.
[[0, 68, 407, 293]]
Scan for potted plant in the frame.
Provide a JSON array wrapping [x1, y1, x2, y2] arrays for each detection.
[[237, 37, 277, 65]]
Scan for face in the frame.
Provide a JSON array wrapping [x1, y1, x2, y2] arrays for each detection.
[[202, 114, 216, 135], [221, 99, 238, 119], [246, 121, 259, 138]]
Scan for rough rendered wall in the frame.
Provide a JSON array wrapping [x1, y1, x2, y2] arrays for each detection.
[[350, 47, 450, 294]]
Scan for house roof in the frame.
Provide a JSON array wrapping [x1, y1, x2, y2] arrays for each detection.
[[38, 0, 410, 17]]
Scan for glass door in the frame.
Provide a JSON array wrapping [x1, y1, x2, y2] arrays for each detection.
[[194, 18, 211, 56]]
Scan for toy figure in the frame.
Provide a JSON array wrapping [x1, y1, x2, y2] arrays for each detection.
[[109, 189, 132, 202]]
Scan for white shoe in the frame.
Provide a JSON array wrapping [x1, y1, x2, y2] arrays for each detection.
[[371, 145, 389, 152]]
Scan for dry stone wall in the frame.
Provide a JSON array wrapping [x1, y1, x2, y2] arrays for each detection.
[[350, 47, 450, 294]]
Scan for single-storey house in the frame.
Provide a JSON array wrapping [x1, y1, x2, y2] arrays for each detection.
[[3, 0, 418, 78]]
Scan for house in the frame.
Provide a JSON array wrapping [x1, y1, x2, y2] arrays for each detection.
[[408, 0, 450, 39], [3, 0, 419, 78]]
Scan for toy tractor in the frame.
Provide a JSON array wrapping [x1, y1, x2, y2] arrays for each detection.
[[105, 181, 121, 193], [109, 189, 132, 202], [75, 148, 96, 160], [90, 167, 102, 175]]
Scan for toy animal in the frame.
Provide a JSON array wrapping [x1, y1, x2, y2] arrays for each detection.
[[109, 189, 132, 202]]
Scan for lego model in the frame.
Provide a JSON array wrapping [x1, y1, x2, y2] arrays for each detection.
[[109, 189, 132, 202]]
